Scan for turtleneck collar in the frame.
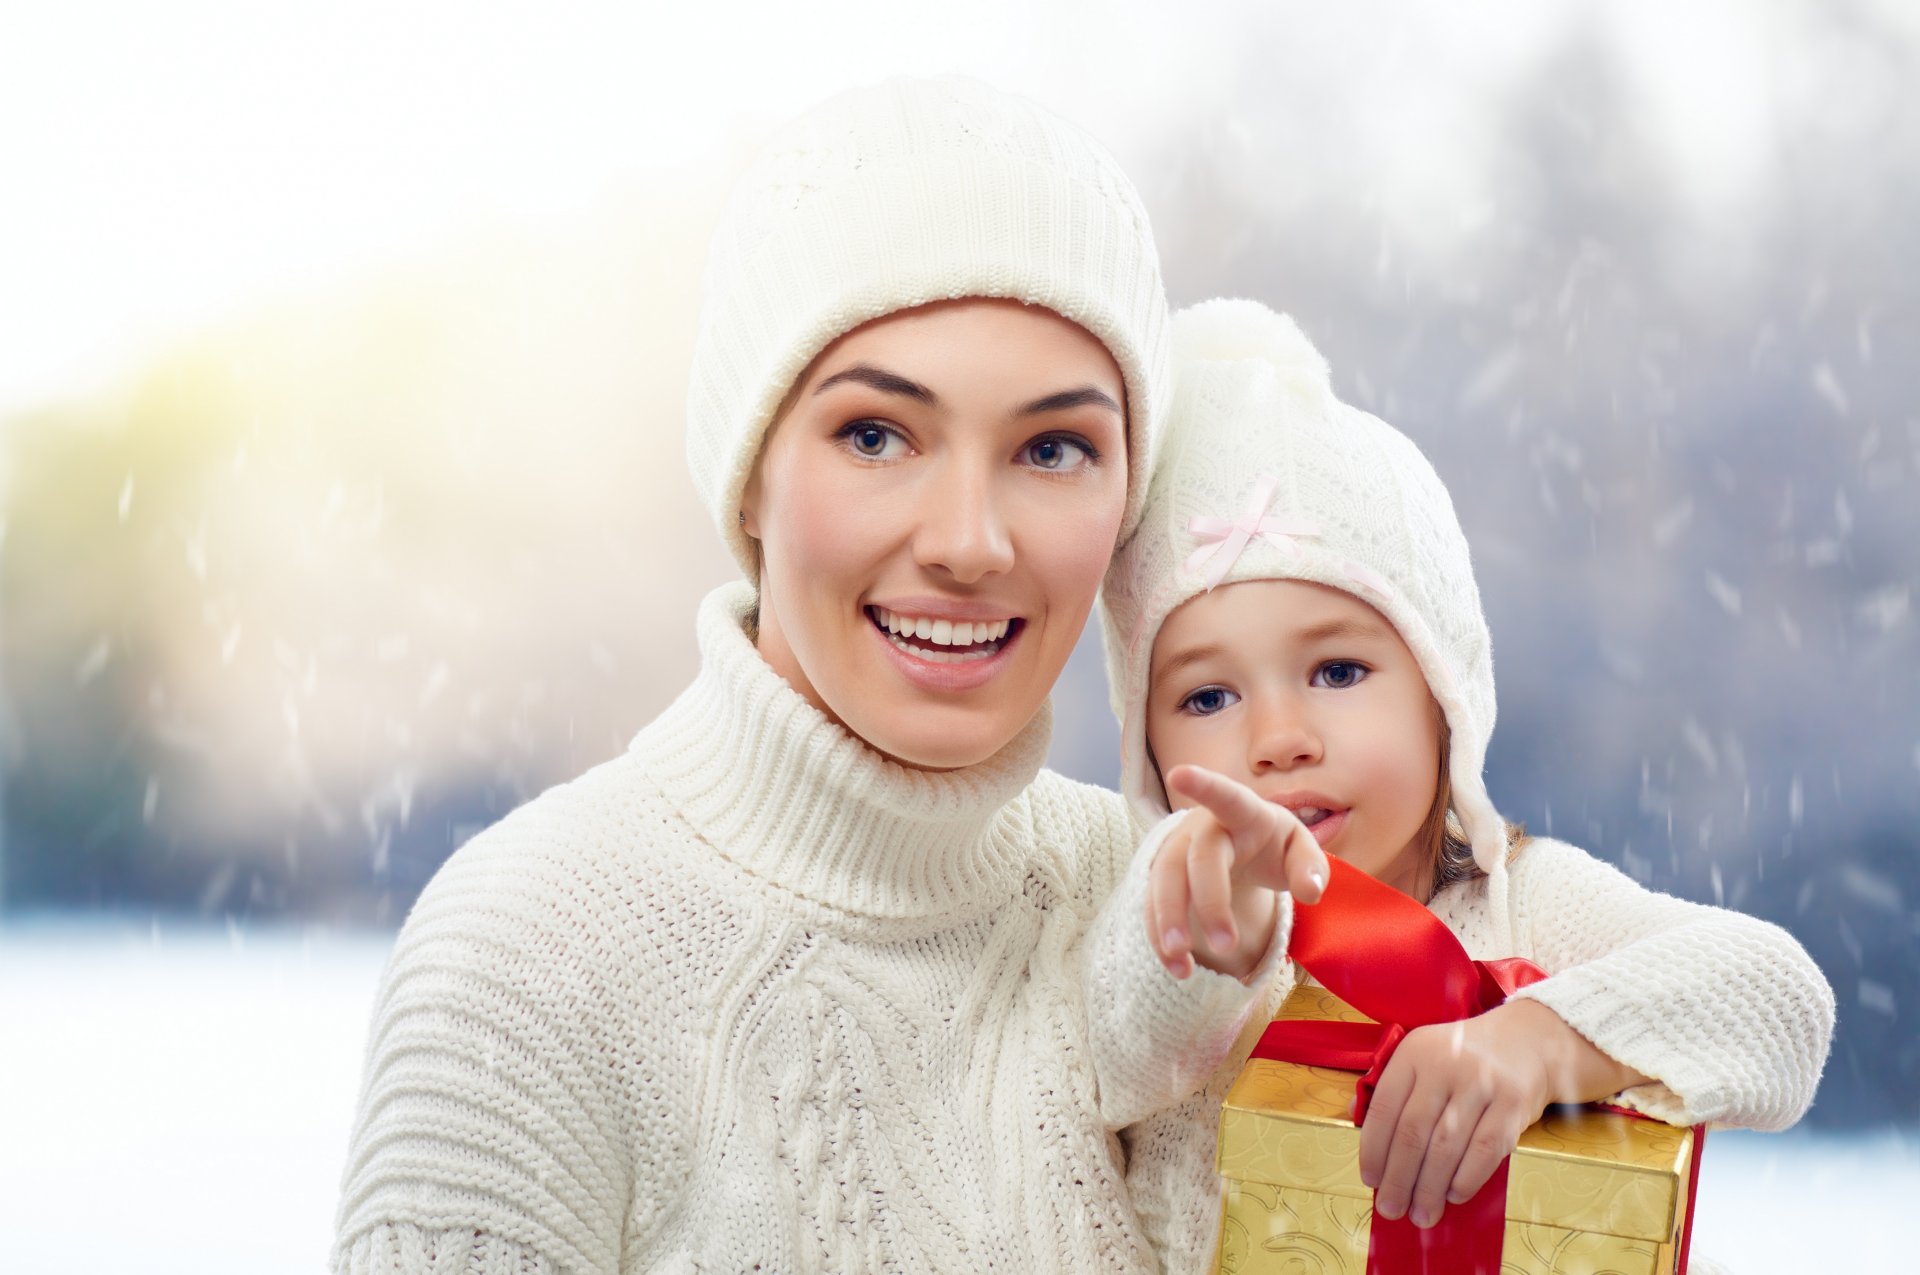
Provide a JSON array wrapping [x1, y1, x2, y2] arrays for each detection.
[[631, 582, 1052, 920]]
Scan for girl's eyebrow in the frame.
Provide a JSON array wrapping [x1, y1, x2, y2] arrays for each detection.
[[1151, 616, 1388, 693], [1150, 643, 1223, 693], [814, 363, 937, 404], [1297, 616, 1393, 644]]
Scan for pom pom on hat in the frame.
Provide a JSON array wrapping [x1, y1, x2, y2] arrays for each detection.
[[1170, 297, 1330, 389]]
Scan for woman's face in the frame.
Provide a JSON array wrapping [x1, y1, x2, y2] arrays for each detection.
[[742, 298, 1128, 770]]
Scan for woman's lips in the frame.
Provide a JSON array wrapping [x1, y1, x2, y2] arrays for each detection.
[[866, 608, 1024, 692]]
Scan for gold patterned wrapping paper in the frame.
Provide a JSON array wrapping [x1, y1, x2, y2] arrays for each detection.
[[1214, 985, 1699, 1275]]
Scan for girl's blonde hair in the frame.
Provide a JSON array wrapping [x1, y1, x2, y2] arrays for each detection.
[[1424, 719, 1528, 898]]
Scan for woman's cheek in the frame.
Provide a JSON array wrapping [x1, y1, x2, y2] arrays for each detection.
[[1024, 479, 1128, 607], [762, 451, 885, 583]]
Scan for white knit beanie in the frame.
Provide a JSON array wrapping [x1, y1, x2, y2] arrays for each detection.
[[686, 76, 1171, 578], [1101, 299, 1511, 928]]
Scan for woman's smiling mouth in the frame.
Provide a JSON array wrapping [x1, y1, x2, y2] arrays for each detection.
[[868, 605, 1022, 664]]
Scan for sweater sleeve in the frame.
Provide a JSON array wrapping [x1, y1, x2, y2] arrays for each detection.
[[1120, 963, 1298, 1275], [1493, 837, 1835, 1130], [1080, 807, 1294, 1130], [331, 815, 663, 1275]]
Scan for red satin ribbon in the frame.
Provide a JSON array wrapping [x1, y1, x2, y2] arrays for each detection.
[[1250, 858, 1543, 1275]]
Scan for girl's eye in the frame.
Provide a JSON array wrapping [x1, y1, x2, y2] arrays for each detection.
[[1313, 661, 1369, 690], [838, 421, 907, 459], [1179, 685, 1239, 716], [1023, 435, 1096, 472]]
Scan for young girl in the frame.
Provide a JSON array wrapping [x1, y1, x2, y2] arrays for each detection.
[[1098, 299, 1836, 1271]]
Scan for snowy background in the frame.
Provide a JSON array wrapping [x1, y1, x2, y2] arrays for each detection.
[[3, 1, 1916, 1270], [2, 919, 1912, 1272]]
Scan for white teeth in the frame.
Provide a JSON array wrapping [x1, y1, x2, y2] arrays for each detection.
[[872, 609, 1015, 648], [1293, 807, 1328, 825], [872, 608, 1016, 662], [885, 631, 998, 663]]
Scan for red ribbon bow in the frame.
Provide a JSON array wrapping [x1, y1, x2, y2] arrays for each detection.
[[1250, 857, 1701, 1274]]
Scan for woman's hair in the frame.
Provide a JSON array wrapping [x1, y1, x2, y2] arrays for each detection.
[[1423, 718, 1529, 897]]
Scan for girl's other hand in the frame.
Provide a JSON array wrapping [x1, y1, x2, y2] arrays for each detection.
[[1358, 998, 1652, 1228], [1146, 764, 1330, 982]]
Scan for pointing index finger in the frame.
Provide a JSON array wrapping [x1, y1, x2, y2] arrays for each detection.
[[1164, 765, 1277, 839], [1166, 764, 1329, 902]]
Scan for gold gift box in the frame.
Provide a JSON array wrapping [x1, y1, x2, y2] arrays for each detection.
[[1215, 985, 1699, 1275]]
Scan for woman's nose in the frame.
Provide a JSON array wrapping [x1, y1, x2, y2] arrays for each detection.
[[912, 463, 1015, 583], [1249, 699, 1322, 771]]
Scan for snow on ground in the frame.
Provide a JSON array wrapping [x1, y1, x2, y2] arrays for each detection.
[[1, 918, 1908, 1273]]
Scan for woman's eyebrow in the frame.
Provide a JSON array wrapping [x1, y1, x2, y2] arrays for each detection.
[[813, 364, 937, 405], [1018, 386, 1123, 417]]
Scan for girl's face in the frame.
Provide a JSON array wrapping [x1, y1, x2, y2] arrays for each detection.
[[1146, 579, 1442, 898], [743, 298, 1129, 770]]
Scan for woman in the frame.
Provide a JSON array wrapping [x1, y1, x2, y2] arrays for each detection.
[[332, 78, 1281, 1274]]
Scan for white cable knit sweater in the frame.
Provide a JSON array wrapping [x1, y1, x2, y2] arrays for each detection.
[[331, 583, 1283, 1275], [1123, 813, 1836, 1275]]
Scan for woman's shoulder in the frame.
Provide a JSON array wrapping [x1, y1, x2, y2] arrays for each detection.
[[1024, 767, 1129, 817], [1014, 769, 1134, 899], [423, 751, 676, 897], [401, 750, 747, 997], [342, 754, 718, 1272]]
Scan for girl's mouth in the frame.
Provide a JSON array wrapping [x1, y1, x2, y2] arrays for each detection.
[[1287, 806, 1347, 846], [867, 606, 1022, 665]]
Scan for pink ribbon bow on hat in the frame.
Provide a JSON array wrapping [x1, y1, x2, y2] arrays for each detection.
[[1185, 475, 1321, 591]]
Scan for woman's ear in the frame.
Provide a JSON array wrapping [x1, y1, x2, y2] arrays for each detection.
[[739, 470, 763, 540]]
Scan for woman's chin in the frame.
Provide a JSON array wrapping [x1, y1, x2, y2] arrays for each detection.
[[851, 709, 1032, 772]]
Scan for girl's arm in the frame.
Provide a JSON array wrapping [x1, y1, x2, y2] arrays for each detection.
[[1354, 837, 1833, 1234], [1493, 836, 1835, 1130], [1077, 801, 1296, 1129], [1077, 764, 1330, 1128]]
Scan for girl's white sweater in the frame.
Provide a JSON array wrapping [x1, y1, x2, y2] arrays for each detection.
[[1125, 820, 1836, 1274], [331, 583, 1283, 1274]]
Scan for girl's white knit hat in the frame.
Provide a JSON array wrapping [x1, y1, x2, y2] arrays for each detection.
[[1101, 299, 1510, 910], [686, 76, 1171, 578]]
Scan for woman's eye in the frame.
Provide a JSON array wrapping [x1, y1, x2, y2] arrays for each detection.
[[839, 421, 905, 459], [1180, 686, 1238, 716], [1023, 435, 1095, 471], [1313, 661, 1369, 690]]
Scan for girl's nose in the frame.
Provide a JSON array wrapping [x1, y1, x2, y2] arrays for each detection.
[[1249, 698, 1322, 771], [912, 461, 1015, 583]]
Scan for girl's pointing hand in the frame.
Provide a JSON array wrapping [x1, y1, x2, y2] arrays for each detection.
[[1146, 764, 1330, 982]]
